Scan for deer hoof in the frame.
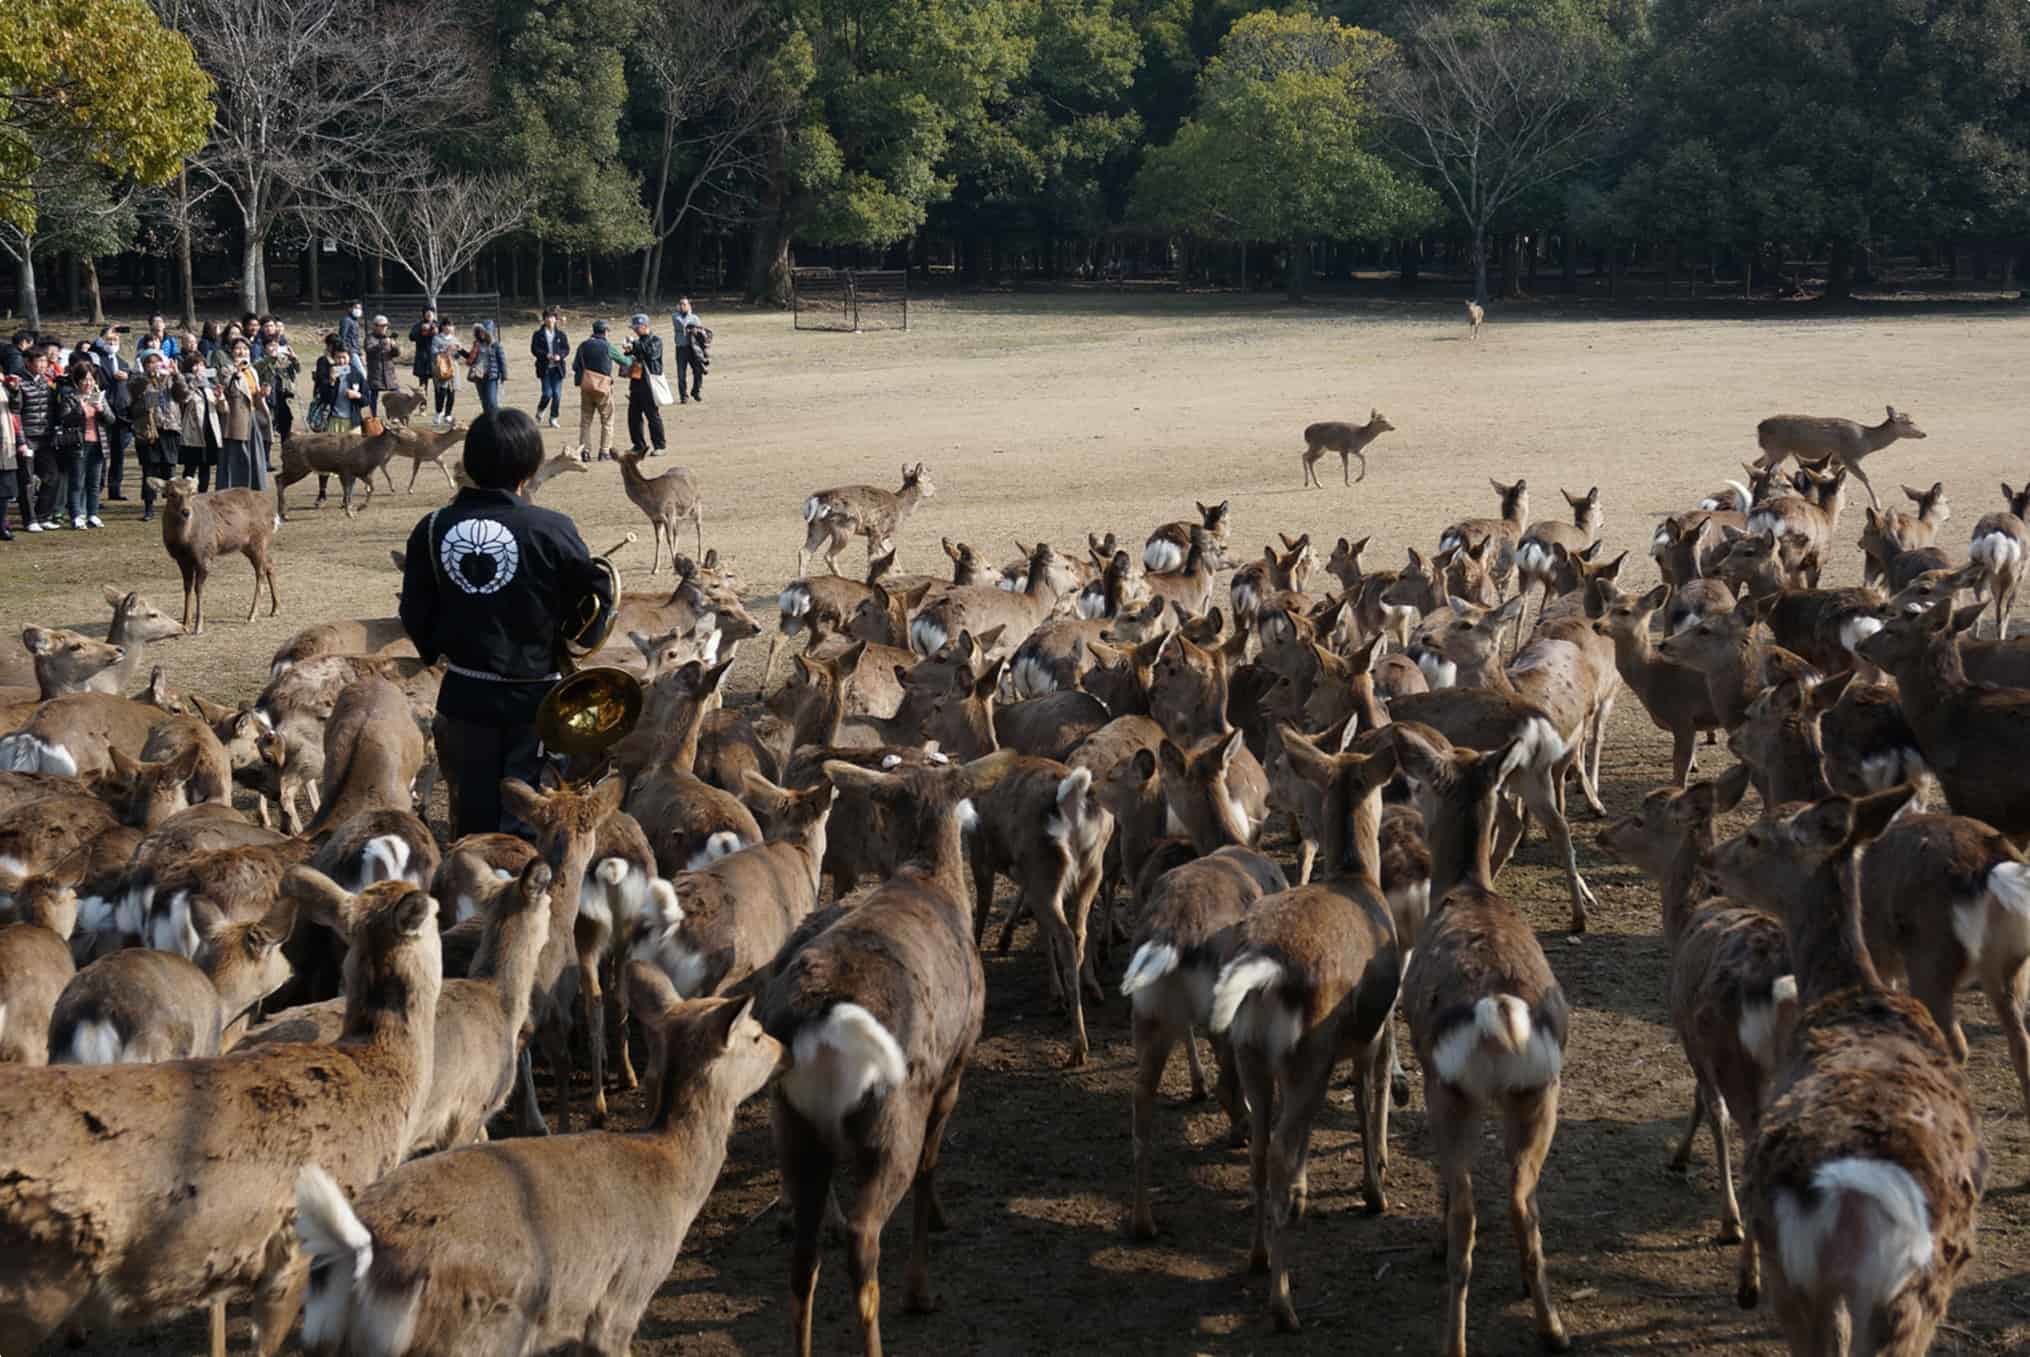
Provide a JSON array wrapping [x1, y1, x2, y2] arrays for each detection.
[[1272, 1300, 1301, 1334], [1063, 1044, 1088, 1070], [1363, 1188, 1387, 1216], [1717, 1220, 1744, 1245], [1736, 1274, 1760, 1310], [1391, 1070, 1411, 1108], [1248, 1246, 1269, 1275]]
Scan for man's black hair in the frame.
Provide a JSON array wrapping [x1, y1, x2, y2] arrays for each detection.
[[10, 330, 31, 347], [463, 409, 544, 490]]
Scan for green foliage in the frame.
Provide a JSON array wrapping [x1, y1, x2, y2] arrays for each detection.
[[1131, 11, 1438, 245], [0, 0, 211, 231], [497, 0, 652, 254]]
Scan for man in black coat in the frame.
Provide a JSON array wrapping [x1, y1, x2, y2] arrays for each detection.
[[399, 408, 614, 835], [92, 325, 133, 500], [622, 312, 666, 456]]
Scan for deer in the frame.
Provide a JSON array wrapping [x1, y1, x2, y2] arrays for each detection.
[[0, 876, 440, 1357], [1595, 584, 1725, 785], [1438, 478, 1528, 601], [621, 659, 763, 876], [146, 476, 281, 635], [798, 462, 937, 576], [294, 990, 777, 1357], [1708, 787, 1984, 1357], [1855, 600, 2030, 843], [618, 449, 705, 573], [1858, 482, 1951, 588], [378, 385, 428, 427], [1208, 734, 1402, 1332], [1746, 465, 1849, 586], [10, 627, 126, 706], [1514, 487, 1603, 636], [1754, 405, 1928, 509], [384, 421, 469, 492], [768, 550, 912, 688], [1139, 527, 1220, 617], [760, 755, 996, 1357], [1144, 499, 1230, 573], [269, 617, 414, 677], [0, 588, 182, 697], [1299, 409, 1395, 488], [48, 892, 297, 1062], [302, 677, 426, 838], [908, 542, 1071, 659], [1968, 481, 2030, 638], [1598, 762, 1792, 1307], [0, 876, 78, 1064], [1730, 678, 1837, 809], [239, 861, 556, 1156], [276, 425, 413, 519], [1466, 299, 1485, 337], [451, 445, 589, 498], [1391, 722, 1573, 1357], [1658, 595, 1773, 731], [626, 774, 835, 1008]]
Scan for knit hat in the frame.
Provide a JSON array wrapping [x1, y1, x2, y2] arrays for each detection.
[[592, 318, 609, 334]]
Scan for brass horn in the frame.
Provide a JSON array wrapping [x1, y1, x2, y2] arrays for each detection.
[[537, 532, 644, 762]]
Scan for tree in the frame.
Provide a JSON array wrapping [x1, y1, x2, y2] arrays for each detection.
[[1132, 11, 1437, 298], [172, 0, 484, 314], [745, 0, 1034, 304], [0, 0, 210, 232], [628, 0, 783, 302], [326, 172, 531, 307], [496, 0, 650, 306], [1379, 3, 1622, 303], [0, 155, 138, 329]]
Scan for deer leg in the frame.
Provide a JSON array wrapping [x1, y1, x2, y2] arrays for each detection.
[[177, 560, 197, 630], [1671, 723, 1698, 787], [906, 1066, 966, 1310], [1430, 1081, 1479, 1357], [536, 1006, 574, 1134], [1522, 766, 1595, 932], [1237, 1047, 1277, 1276], [1130, 1015, 1178, 1239], [1295, 835, 1317, 886], [1264, 1051, 1335, 1332], [969, 843, 996, 948], [1505, 1083, 1569, 1351], [1070, 858, 1105, 1004], [1031, 876, 1088, 1066], [780, 1101, 835, 1357], [846, 1130, 922, 1357], [1211, 1034, 1247, 1146], [514, 1046, 549, 1136], [249, 1250, 308, 1357], [579, 954, 609, 1126], [1363, 1027, 1394, 1191], [694, 507, 704, 562], [381, 462, 396, 493], [1987, 958, 2030, 1129], [191, 563, 209, 635], [1182, 1026, 1209, 1102], [1706, 1092, 1742, 1243], [1668, 1078, 1708, 1172], [209, 1298, 226, 1357], [1845, 459, 1881, 510]]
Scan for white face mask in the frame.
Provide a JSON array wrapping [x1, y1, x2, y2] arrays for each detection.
[[351, 306, 362, 317]]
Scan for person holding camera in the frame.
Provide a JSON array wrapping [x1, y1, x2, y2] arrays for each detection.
[[90, 325, 133, 502], [623, 313, 667, 456], [571, 319, 619, 461], [363, 315, 400, 417], [467, 322, 505, 418], [216, 337, 269, 491], [134, 351, 184, 522], [48, 358, 110, 528]]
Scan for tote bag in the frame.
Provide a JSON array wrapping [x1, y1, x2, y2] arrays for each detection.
[[647, 371, 674, 406]]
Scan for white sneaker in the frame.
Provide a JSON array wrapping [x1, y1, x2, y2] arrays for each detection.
[[87, 515, 103, 527], [69, 520, 85, 530], [25, 522, 41, 532], [547, 417, 559, 429]]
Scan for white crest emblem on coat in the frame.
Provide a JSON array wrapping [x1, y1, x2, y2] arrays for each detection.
[[441, 517, 519, 595]]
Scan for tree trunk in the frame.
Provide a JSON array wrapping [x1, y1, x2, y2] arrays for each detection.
[[1503, 233, 1524, 299], [1285, 238, 1310, 302], [640, 110, 676, 307], [1397, 237, 1420, 291], [17, 248, 40, 332], [1608, 243, 1620, 300], [306, 244, 321, 313], [63, 253, 78, 313], [83, 256, 105, 325], [1560, 233, 1577, 294], [1471, 223, 1489, 305], [508, 244, 519, 302], [534, 236, 546, 309], [1825, 239, 1854, 301]]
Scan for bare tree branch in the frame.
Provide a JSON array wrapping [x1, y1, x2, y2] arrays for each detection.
[[325, 171, 529, 304]]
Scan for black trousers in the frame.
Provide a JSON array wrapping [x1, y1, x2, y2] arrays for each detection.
[[627, 380, 665, 451], [675, 348, 704, 399], [433, 709, 546, 838], [104, 418, 131, 495]]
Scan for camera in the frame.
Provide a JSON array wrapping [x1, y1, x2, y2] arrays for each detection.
[[112, 325, 132, 334]]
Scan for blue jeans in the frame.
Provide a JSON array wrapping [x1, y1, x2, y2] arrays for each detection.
[[70, 442, 104, 521], [475, 378, 500, 417], [536, 368, 563, 417]]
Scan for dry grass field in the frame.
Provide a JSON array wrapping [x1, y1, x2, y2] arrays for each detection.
[[10, 289, 2030, 1355]]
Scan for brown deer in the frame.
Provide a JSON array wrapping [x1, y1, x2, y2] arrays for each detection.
[[1709, 788, 1983, 1357], [1968, 481, 2030, 638], [268, 616, 413, 677], [1855, 600, 2030, 841], [798, 462, 937, 576], [1299, 409, 1395, 488], [12, 626, 125, 704], [384, 421, 469, 492], [48, 896, 297, 1063], [1465, 299, 1485, 337], [0, 878, 440, 1356], [1858, 482, 1950, 588], [1598, 763, 1791, 1306], [1144, 499, 1231, 573], [1754, 405, 1927, 509], [0, 878, 78, 1064], [1438, 478, 1528, 599], [1514, 487, 1603, 633], [276, 425, 413, 519], [618, 449, 704, 573], [1392, 723, 1572, 1357], [452, 445, 589, 497], [146, 476, 280, 634], [294, 990, 777, 1357], [1746, 465, 1849, 585], [760, 756, 994, 1357], [1209, 735, 1402, 1332], [1596, 584, 1724, 785]]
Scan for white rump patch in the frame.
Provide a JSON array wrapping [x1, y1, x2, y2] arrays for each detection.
[[1839, 616, 1884, 654], [779, 583, 812, 618], [956, 798, 979, 833], [685, 832, 745, 872], [1431, 995, 1562, 1097], [1970, 531, 2023, 573], [780, 1002, 909, 1142], [1774, 1158, 1934, 1304], [1075, 585, 1107, 620], [149, 889, 201, 959], [1415, 652, 1457, 690], [0, 735, 77, 777], [1209, 954, 1288, 1051], [1516, 542, 1552, 577], [359, 835, 411, 888], [1119, 940, 1180, 998], [67, 1019, 124, 1065], [909, 615, 947, 658], [1012, 654, 1058, 699], [1143, 538, 1184, 574], [802, 495, 823, 523], [1738, 976, 1797, 1072]]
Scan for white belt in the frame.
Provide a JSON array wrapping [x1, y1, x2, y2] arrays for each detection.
[[446, 662, 560, 684]]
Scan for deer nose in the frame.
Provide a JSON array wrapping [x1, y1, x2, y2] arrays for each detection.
[[111, 646, 126, 661]]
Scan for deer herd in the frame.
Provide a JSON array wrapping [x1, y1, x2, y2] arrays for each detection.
[[0, 392, 2023, 1357]]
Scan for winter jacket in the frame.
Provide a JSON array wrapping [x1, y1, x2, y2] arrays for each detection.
[[339, 312, 363, 354], [139, 372, 186, 438], [625, 332, 663, 379], [410, 322, 440, 380], [13, 373, 54, 439], [571, 337, 616, 385], [92, 341, 132, 416], [530, 324, 569, 374], [364, 333, 402, 388], [430, 332, 460, 386], [222, 362, 263, 442], [466, 339, 506, 384]]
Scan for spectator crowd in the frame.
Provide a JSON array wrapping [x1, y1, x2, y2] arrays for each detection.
[[0, 299, 714, 542]]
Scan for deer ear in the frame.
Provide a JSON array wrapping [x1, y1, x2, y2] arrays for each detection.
[[1157, 739, 1189, 780], [1713, 760, 1754, 815], [281, 866, 357, 938], [1212, 727, 1242, 774], [590, 772, 627, 819], [974, 656, 1006, 699], [103, 584, 126, 607], [1353, 630, 1384, 673], [1950, 602, 1984, 634], [1131, 747, 1157, 780], [394, 891, 435, 938], [1493, 595, 1525, 624], [1641, 583, 1670, 611], [705, 993, 757, 1051], [1810, 670, 1856, 712], [108, 746, 144, 781], [1389, 723, 1450, 786], [821, 760, 894, 797], [1844, 786, 1917, 849]]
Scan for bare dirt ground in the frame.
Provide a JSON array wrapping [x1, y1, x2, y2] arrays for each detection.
[[10, 290, 2030, 1355]]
